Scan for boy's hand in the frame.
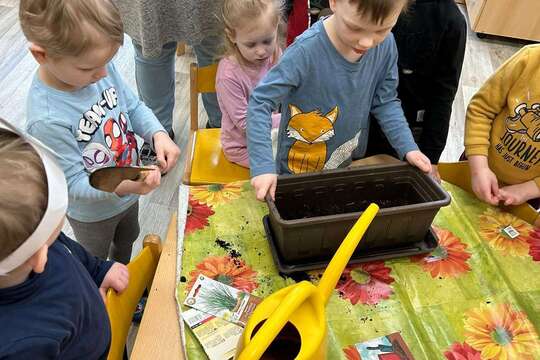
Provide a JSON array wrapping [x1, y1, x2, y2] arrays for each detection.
[[499, 181, 540, 206], [114, 166, 161, 196], [430, 164, 441, 183], [469, 155, 499, 205], [251, 173, 278, 201], [153, 131, 180, 174], [99, 262, 129, 303], [405, 150, 432, 174]]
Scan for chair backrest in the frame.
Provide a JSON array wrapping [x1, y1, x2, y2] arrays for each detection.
[[106, 235, 162, 360], [438, 161, 540, 226], [190, 62, 218, 131]]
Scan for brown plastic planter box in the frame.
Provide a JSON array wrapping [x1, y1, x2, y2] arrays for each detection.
[[265, 163, 450, 270]]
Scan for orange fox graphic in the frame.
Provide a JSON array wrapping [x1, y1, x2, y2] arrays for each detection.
[[286, 104, 338, 173], [506, 103, 540, 141]]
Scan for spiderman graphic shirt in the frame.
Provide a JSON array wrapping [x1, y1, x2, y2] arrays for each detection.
[[26, 62, 165, 222]]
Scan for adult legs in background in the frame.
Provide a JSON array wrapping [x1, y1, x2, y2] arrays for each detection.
[[193, 35, 222, 128], [133, 41, 177, 134]]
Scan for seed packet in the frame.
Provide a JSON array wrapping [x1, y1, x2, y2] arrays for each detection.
[[182, 308, 242, 360], [184, 274, 262, 326], [347, 332, 415, 360]]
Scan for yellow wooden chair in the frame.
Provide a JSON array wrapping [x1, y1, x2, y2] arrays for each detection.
[[438, 161, 540, 226], [182, 63, 251, 185], [106, 235, 162, 360]]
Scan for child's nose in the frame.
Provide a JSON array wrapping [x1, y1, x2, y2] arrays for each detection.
[[357, 36, 374, 49], [95, 67, 108, 80]]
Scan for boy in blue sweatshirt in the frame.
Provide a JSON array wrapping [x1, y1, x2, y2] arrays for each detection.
[[247, 0, 432, 200], [20, 0, 180, 263], [0, 121, 128, 359]]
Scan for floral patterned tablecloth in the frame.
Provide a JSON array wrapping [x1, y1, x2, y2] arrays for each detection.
[[176, 181, 540, 360]]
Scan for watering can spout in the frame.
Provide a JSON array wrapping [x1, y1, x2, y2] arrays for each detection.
[[317, 203, 379, 304], [237, 203, 379, 360]]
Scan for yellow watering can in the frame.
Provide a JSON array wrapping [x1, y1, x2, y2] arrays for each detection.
[[236, 203, 379, 360]]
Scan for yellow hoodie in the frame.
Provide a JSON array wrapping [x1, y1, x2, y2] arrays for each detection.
[[465, 44, 540, 189]]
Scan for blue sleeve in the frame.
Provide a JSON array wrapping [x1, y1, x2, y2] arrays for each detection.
[[247, 46, 306, 177], [27, 120, 123, 203], [1, 337, 60, 359], [57, 233, 114, 286], [370, 36, 418, 159], [109, 62, 165, 145]]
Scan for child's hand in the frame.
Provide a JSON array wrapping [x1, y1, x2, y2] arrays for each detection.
[[114, 166, 161, 196], [499, 181, 540, 206], [251, 173, 278, 201], [405, 150, 432, 174], [99, 262, 129, 303], [153, 131, 180, 174], [469, 155, 499, 205], [430, 164, 441, 183]]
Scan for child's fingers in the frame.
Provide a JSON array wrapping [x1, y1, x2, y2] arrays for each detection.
[[269, 178, 277, 201], [256, 183, 269, 201]]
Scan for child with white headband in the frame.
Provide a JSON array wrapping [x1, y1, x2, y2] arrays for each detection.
[[0, 119, 128, 359]]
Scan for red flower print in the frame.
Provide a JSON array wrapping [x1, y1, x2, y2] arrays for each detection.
[[343, 345, 361, 360], [185, 195, 214, 235], [444, 342, 481, 360], [336, 261, 395, 305], [411, 226, 472, 278], [527, 228, 540, 261], [188, 255, 258, 292]]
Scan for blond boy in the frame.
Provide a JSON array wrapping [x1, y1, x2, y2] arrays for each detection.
[[19, 0, 180, 263], [0, 121, 128, 358], [247, 0, 432, 200]]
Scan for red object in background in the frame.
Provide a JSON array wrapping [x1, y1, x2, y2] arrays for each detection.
[[286, 0, 310, 46]]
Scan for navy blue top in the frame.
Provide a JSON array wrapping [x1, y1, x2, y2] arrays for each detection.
[[0, 233, 113, 359]]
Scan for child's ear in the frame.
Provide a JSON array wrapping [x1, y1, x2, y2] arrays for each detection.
[[328, 0, 338, 12], [26, 245, 49, 274], [29, 43, 48, 65], [225, 28, 235, 44]]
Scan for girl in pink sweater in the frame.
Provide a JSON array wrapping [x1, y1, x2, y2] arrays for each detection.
[[217, 0, 283, 167]]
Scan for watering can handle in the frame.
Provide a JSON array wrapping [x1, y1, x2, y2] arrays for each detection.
[[237, 281, 315, 360], [318, 203, 379, 304]]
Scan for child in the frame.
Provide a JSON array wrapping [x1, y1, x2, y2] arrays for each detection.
[[0, 120, 128, 358], [217, 0, 282, 168], [19, 0, 180, 263], [366, 0, 467, 180], [465, 45, 540, 206], [247, 0, 432, 200]]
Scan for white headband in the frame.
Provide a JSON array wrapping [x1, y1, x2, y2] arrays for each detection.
[[0, 120, 68, 275]]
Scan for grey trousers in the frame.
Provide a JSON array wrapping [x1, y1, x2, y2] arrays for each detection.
[[68, 202, 140, 264]]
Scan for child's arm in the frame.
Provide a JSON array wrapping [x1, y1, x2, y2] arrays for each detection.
[[247, 46, 305, 200], [371, 36, 430, 173], [57, 233, 128, 301], [499, 180, 540, 206], [110, 63, 179, 173], [465, 47, 530, 204], [27, 121, 127, 201], [57, 233, 114, 286], [216, 73, 249, 133], [418, 13, 466, 164]]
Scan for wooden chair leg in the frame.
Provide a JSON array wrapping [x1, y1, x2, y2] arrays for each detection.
[[176, 43, 186, 56]]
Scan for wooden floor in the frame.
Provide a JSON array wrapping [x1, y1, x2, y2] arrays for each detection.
[[0, 2, 527, 255]]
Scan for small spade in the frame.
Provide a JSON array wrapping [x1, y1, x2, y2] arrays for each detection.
[[89, 166, 155, 193]]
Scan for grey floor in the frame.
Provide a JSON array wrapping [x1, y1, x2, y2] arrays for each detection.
[[0, 3, 526, 265]]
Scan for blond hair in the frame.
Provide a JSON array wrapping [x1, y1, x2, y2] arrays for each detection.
[[19, 0, 124, 58], [0, 127, 48, 261], [222, 0, 285, 61], [348, 0, 412, 24]]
